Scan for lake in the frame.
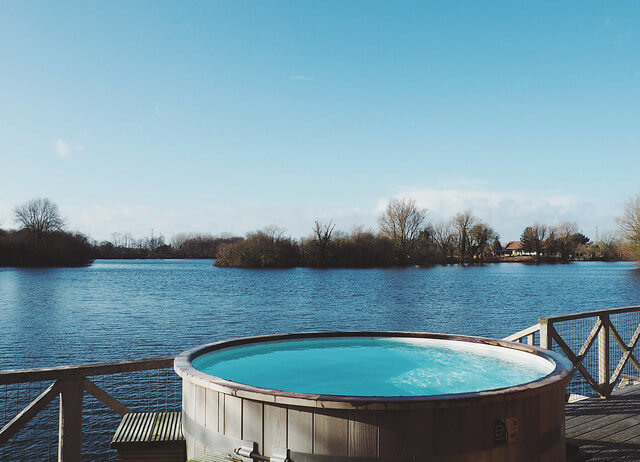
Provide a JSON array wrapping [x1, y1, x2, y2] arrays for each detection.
[[1, 259, 639, 369]]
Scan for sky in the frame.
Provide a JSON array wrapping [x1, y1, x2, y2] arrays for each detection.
[[1, 1, 639, 242]]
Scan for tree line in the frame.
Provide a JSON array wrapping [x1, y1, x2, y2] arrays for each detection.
[[2, 195, 639, 268], [215, 198, 637, 268]]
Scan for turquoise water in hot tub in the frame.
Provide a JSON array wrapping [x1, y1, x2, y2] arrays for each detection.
[[191, 336, 555, 396]]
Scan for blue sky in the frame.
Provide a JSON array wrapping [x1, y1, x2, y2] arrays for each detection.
[[1, 1, 639, 242]]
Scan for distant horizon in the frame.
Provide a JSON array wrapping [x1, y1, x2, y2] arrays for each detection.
[[0, 193, 624, 245], [1, 2, 639, 242]]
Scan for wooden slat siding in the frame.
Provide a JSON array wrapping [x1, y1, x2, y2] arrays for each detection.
[[480, 396, 524, 460], [242, 399, 263, 452], [204, 388, 218, 433], [0, 356, 174, 385], [183, 380, 197, 459], [538, 389, 551, 462], [521, 393, 541, 459], [194, 384, 207, 456], [553, 387, 566, 461], [287, 407, 313, 454], [433, 406, 462, 456], [218, 393, 225, 436], [263, 403, 286, 458], [460, 405, 484, 455], [0, 380, 60, 446], [313, 409, 348, 456], [378, 411, 406, 458], [224, 395, 242, 440], [347, 411, 377, 457]]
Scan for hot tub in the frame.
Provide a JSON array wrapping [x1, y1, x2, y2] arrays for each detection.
[[174, 332, 572, 462]]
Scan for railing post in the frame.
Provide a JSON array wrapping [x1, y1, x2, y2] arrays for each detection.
[[598, 315, 610, 396], [58, 377, 83, 461], [539, 318, 552, 350]]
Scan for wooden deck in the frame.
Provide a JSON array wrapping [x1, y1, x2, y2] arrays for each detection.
[[566, 384, 640, 461]]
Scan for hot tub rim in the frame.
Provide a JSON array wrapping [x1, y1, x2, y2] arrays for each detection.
[[174, 331, 572, 410]]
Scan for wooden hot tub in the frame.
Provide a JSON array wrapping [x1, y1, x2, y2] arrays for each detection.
[[174, 332, 572, 462]]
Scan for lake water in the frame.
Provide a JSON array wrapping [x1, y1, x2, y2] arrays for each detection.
[[1, 259, 639, 369]]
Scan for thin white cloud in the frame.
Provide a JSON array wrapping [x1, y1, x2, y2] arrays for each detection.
[[288, 75, 314, 81], [53, 139, 71, 158], [52, 139, 84, 158]]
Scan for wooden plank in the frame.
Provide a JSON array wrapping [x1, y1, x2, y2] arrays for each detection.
[[0, 380, 60, 446], [223, 395, 242, 439], [83, 378, 131, 416], [242, 399, 263, 450], [287, 408, 313, 454], [218, 393, 225, 435], [194, 385, 207, 456], [378, 411, 405, 458], [566, 385, 640, 460], [204, 388, 219, 433], [539, 319, 551, 349], [348, 411, 377, 457], [599, 315, 610, 388], [59, 377, 84, 462], [502, 323, 540, 342], [526, 333, 535, 345], [545, 305, 640, 323], [263, 404, 287, 457], [314, 409, 348, 456], [0, 356, 174, 385]]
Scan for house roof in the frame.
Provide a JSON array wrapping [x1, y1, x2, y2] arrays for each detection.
[[505, 241, 523, 250]]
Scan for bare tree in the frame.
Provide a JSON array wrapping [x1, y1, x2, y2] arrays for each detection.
[[618, 193, 640, 262], [618, 194, 640, 244], [521, 223, 548, 263], [552, 221, 578, 262], [432, 220, 456, 259], [313, 220, 335, 246], [260, 225, 286, 240], [14, 198, 65, 243], [452, 210, 476, 261], [378, 198, 426, 260]]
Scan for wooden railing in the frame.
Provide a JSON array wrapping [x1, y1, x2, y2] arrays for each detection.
[[0, 356, 175, 461], [504, 306, 640, 398]]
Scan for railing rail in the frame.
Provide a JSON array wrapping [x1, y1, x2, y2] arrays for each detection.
[[505, 305, 640, 399], [0, 356, 176, 461]]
